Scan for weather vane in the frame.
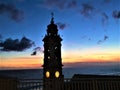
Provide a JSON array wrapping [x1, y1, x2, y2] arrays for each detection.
[[51, 12, 54, 24], [51, 12, 54, 18]]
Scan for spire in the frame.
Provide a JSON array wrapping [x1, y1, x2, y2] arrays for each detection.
[[51, 12, 54, 24]]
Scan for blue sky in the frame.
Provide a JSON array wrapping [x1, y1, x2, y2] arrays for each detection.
[[0, 0, 120, 69]]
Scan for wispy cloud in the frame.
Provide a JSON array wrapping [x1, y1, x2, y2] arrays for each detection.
[[40, 0, 77, 10], [31, 47, 44, 56], [112, 10, 120, 19], [97, 35, 109, 44], [41, 0, 66, 10], [81, 35, 91, 41], [104, 35, 108, 41], [101, 12, 109, 25], [0, 3, 24, 22], [80, 3, 94, 18], [67, 0, 77, 9], [56, 22, 68, 30]]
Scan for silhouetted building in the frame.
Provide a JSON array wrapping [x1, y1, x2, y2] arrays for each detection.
[[69, 74, 120, 90], [0, 76, 18, 90], [42, 13, 64, 90]]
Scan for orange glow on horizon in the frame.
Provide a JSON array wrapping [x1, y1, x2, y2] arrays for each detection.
[[0, 49, 120, 69], [0, 56, 43, 69]]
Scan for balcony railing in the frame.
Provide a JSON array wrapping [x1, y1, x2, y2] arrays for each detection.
[[0, 77, 120, 90], [18, 79, 43, 90]]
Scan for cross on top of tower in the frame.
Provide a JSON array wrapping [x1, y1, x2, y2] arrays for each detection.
[[51, 12, 54, 24]]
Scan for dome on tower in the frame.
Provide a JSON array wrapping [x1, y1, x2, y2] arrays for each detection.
[[47, 14, 58, 35]]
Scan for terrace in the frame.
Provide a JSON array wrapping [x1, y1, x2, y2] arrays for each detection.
[[0, 74, 120, 90]]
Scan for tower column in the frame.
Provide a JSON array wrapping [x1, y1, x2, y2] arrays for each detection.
[[43, 13, 64, 90]]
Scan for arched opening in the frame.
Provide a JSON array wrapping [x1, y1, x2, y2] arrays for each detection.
[[55, 46, 57, 49], [46, 71, 50, 78], [55, 71, 60, 78], [48, 56, 50, 59]]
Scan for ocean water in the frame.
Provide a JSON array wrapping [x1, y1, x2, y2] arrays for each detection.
[[0, 63, 120, 79]]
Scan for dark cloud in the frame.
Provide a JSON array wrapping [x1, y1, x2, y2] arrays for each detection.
[[31, 51, 37, 55], [56, 22, 67, 30], [112, 10, 120, 19], [0, 36, 34, 51], [104, 35, 108, 41], [67, 0, 77, 9], [42, 0, 77, 10], [80, 3, 94, 17], [0, 3, 24, 22], [101, 12, 109, 25], [31, 47, 44, 56], [97, 35, 109, 44], [42, 0, 66, 9]]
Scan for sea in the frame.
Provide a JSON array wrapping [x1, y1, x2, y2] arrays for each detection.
[[0, 62, 120, 79]]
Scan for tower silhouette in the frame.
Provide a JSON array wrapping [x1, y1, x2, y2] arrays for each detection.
[[42, 13, 64, 90]]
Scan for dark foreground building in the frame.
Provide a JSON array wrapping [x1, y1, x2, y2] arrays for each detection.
[[69, 74, 120, 90]]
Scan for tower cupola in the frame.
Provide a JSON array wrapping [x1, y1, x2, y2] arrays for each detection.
[[47, 13, 58, 36]]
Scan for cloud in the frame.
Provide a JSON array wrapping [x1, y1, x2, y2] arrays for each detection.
[[112, 10, 120, 19], [0, 36, 34, 51], [104, 35, 108, 41], [81, 35, 91, 41], [41, 0, 77, 10], [80, 3, 94, 17], [56, 22, 67, 30], [42, 0, 66, 9], [0, 3, 24, 22], [97, 35, 109, 44], [31, 51, 37, 55], [31, 47, 44, 56], [67, 0, 77, 9], [101, 12, 109, 25], [97, 40, 102, 44]]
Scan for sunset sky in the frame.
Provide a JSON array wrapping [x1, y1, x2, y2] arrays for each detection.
[[0, 0, 120, 69]]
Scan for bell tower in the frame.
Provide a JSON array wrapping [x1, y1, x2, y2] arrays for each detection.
[[43, 13, 64, 90]]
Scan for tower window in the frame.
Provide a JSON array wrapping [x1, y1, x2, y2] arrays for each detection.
[[46, 71, 50, 78], [55, 71, 60, 78], [48, 56, 50, 59], [55, 46, 57, 49]]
